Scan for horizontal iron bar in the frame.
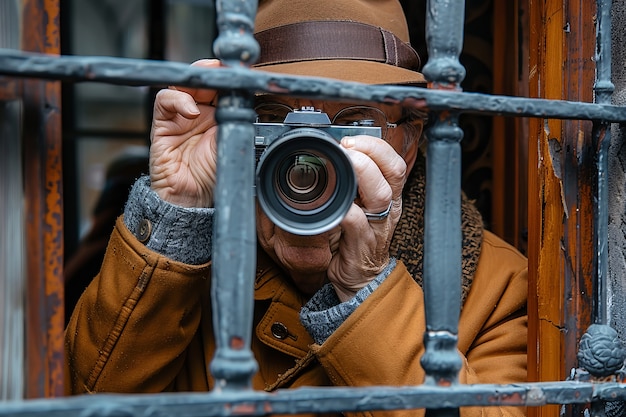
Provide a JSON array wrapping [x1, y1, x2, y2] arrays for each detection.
[[1, 382, 625, 416], [1, 49, 626, 122]]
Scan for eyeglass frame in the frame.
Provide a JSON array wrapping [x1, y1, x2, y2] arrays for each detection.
[[253, 101, 414, 141]]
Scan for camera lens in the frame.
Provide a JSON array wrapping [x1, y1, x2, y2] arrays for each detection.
[[256, 128, 356, 235], [276, 153, 336, 210]]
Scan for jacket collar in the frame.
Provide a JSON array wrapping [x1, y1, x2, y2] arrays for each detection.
[[390, 152, 484, 305]]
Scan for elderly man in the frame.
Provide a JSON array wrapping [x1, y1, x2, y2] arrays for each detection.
[[65, 0, 528, 416]]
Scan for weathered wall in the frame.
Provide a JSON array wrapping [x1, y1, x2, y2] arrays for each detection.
[[609, 0, 626, 341]]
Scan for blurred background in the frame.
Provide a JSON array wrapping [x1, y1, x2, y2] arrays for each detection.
[[62, 0, 217, 254]]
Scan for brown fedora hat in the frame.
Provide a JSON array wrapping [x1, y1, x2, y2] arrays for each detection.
[[253, 0, 426, 85]]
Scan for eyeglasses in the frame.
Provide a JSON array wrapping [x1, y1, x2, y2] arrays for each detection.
[[254, 102, 407, 140]]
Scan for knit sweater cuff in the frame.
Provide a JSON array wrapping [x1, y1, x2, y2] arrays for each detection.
[[123, 176, 214, 265], [300, 257, 397, 345], [605, 402, 626, 417]]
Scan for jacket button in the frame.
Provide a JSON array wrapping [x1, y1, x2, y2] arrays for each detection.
[[137, 219, 152, 243], [271, 322, 290, 340]]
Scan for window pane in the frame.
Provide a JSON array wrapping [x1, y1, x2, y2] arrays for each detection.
[[70, 0, 148, 131], [166, 1, 217, 62]]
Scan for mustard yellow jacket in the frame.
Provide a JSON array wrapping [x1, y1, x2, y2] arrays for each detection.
[[65, 217, 527, 417]]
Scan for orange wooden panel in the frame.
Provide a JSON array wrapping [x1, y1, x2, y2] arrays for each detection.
[[527, 1, 596, 416]]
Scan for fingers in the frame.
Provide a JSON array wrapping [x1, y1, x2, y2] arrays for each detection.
[[341, 135, 407, 215], [173, 59, 222, 105], [326, 135, 403, 298], [154, 88, 201, 121], [152, 59, 222, 135], [151, 88, 219, 147], [149, 59, 223, 208], [328, 201, 392, 300]]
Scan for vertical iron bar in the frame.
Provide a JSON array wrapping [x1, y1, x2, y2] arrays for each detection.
[[209, 0, 260, 391], [591, 0, 613, 326], [576, 7, 625, 417], [420, 1, 466, 416]]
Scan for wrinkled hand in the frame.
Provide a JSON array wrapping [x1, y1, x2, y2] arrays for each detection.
[[150, 59, 221, 208], [328, 135, 408, 302]]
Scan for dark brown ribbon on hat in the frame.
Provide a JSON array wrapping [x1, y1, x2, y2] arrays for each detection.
[[254, 20, 421, 71]]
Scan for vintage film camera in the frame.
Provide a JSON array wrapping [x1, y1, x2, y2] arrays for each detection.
[[255, 107, 382, 235]]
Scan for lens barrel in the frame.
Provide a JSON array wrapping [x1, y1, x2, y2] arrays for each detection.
[[256, 128, 356, 235]]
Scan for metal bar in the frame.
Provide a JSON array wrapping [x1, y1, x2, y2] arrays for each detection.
[[2, 381, 626, 416], [571, 8, 626, 417], [420, 127, 464, 380], [208, 0, 260, 391], [419, 2, 466, 416], [422, 0, 466, 89], [1, 49, 626, 122], [591, 0, 614, 326]]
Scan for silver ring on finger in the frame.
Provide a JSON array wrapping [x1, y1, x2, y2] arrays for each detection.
[[364, 201, 393, 221]]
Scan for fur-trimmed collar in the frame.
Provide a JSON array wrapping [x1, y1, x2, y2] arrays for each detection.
[[390, 153, 484, 306]]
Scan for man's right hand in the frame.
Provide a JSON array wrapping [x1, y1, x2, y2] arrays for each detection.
[[149, 59, 221, 208]]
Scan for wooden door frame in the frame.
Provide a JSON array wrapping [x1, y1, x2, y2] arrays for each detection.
[[494, 2, 598, 416], [524, 1, 596, 416]]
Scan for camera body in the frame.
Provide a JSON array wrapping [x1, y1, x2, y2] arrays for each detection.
[[254, 107, 382, 153], [253, 107, 382, 235]]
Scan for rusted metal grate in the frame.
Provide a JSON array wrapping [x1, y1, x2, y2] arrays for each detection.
[[1, 0, 625, 415]]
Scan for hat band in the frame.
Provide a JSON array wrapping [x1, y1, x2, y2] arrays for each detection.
[[254, 20, 421, 71]]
